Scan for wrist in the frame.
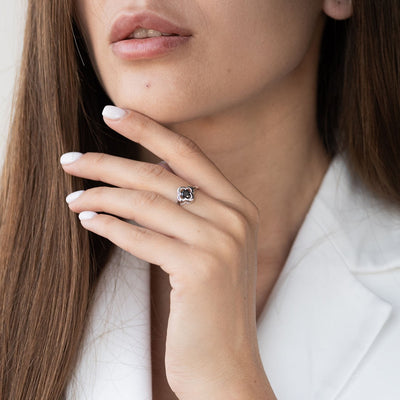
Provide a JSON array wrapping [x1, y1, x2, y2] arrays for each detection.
[[221, 372, 276, 400], [177, 368, 276, 400]]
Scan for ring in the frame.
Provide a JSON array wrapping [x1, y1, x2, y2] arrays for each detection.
[[177, 185, 199, 205]]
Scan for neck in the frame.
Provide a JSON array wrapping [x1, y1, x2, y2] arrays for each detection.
[[138, 15, 331, 314]]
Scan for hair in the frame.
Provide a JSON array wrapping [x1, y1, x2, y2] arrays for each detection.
[[0, 0, 399, 398]]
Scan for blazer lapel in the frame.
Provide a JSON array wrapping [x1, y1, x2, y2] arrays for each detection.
[[256, 154, 395, 400]]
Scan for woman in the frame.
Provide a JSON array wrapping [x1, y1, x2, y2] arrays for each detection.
[[1, 0, 399, 398]]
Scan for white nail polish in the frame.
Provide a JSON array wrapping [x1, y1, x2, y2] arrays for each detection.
[[60, 152, 83, 165], [66, 190, 85, 204], [102, 105, 127, 120], [79, 211, 98, 221]]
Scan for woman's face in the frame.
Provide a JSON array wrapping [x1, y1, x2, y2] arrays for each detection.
[[76, 1, 324, 124]]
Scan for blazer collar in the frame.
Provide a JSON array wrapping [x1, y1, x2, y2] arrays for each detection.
[[315, 154, 400, 273], [256, 153, 398, 399]]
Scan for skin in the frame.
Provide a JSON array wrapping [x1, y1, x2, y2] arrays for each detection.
[[66, 1, 353, 398]]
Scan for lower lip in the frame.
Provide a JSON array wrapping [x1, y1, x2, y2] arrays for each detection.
[[111, 36, 191, 60]]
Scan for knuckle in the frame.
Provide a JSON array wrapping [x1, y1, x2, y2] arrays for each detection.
[[84, 153, 107, 181], [218, 229, 240, 253], [174, 134, 201, 158], [136, 162, 167, 180], [91, 152, 107, 166], [134, 116, 152, 141], [245, 200, 261, 225], [87, 186, 108, 200], [100, 214, 117, 232], [145, 162, 168, 178], [224, 206, 250, 241], [118, 226, 153, 254], [131, 224, 152, 240], [135, 190, 161, 208]]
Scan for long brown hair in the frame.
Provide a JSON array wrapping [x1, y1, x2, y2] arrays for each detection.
[[1, 1, 399, 398], [318, 2, 400, 204]]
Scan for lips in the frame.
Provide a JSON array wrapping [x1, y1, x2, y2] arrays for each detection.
[[109, 11, 192, 44]]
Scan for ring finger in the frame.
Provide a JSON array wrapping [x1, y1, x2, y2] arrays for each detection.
[[67, 186, 223, 248]]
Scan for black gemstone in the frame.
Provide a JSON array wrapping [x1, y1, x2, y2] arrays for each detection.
[[182, 189, 191, 199]]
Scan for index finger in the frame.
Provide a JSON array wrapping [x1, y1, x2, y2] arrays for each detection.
[[102, 105, 244, 204]]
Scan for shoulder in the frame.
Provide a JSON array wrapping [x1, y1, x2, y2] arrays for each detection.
[[311, 152, 400, 273]]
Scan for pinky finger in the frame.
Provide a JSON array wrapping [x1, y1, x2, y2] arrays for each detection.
[[79, 212, 186, 275]]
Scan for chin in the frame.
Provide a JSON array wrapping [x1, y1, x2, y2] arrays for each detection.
[[112, 95, 207, 126], [129, 105, 194, 125]]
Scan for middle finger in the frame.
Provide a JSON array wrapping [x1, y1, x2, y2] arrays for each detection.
[[62, 152, 235, 227]]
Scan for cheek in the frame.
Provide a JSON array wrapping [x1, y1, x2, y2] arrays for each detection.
[[85, 2, 322, 124], [209, 2, 323, 93]]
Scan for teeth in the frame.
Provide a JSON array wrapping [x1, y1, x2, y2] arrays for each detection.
[[128, 27, 176, 39]]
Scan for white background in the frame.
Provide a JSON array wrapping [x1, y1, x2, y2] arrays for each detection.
[[0, 0, 27, 167]]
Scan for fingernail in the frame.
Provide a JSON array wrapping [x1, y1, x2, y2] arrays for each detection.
[[79, 211, 98, 221], [102, 105, 127, 120], [60, 152, 83, 165], [66, 190, 85, 204]]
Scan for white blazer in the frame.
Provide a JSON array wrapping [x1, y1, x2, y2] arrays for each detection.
[[66, 153, 400, 400]]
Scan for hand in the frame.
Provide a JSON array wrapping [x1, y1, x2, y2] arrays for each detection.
[[60, 106, 275, 400]]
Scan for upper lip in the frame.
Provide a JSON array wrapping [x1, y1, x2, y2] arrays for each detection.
[[109, 11, 192, 43]]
